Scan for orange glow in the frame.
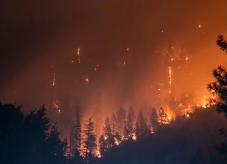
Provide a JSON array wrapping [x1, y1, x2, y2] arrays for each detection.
[[84, 77, 90, 84], [51, 72, 56, 87], [198, 24, 202, 29], [132, 133, 137, 141], [95, 149, 102, 158], [114, 138, 120, 146]]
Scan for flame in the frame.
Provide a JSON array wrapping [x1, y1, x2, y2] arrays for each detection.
[[198, 24, 202, 29], [84, 77, 90, 84], [51, 72, 56, 87], [132, 133, 137, 141], [114, 138, 120, 146], [95, 149, 102, 158], [52, 100, 61, 113], [168, 66, 172, 94]]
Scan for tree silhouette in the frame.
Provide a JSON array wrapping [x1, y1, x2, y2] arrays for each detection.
[[150, 107, 159, 133], [46, 124, 67, 164], [70, 108, 82, 157], [99, 117, 115, 153], [23, 106, 50, 163], [208, 35, 227, 116], [124, 107, 135, 139], [0, 104, 67, 164], [136, 112, 150, 139], [0, 104, 24, 164], [83, 117, 97, 163], [217, 35, 227, 53], [116, 107, 126, 136]]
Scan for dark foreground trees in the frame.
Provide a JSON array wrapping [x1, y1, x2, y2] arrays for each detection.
[[0, 103, 68, 164]]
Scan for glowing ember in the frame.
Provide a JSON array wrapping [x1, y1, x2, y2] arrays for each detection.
[[76, 47, 81, 64], [51, 72, 56, 87], [198, 24, 202, 29], [185, 56, 189, 61], [114, 138, 120, 146], [72, 47, 81, 64], [132, 133, 137, 141], [123, 48, 130, 65], [94, 64, 100, 72], [84, 77, 90, 84], [95, 149, 101, 158], [186, 113, 190, 118], [168, 66, 172, 94], [52, 100, 61, 113]]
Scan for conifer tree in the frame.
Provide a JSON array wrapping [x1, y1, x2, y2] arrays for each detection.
[[70, 109, 82, 157], [136, 112, 150, 139], [99, 117, 115, 153], [124, 107, 135, 139], [208, 35, 227, 116], [83, 117, 97, 163], [150, 107, 159, 133]]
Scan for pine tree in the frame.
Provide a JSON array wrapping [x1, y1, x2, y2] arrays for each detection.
[[99, 117, 115, 153], [136, 112, 150, 139], [110, 114, 121, 145], [150, 107, 159, 133], [217, 35, 227, 53], [159, 107, 168, 124], [124, 106, 135, 139], [83, 117, 97, 163], [116, 107, 126, 136], [70, 109, 81, 157], [111, 114, 117, 135], [46, 124, 67, 164], [208, 35, 227, 116]]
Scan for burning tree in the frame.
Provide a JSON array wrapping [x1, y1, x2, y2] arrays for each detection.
[[159, 107, 169, 124], [99, 117, 115, 153], [124, 107, 136, 139], [150, 107, 159, 133], [136, 112, 150, 139], [70, 109, 82, 157], [110, 114, 121, 145], [83, 117, 97, 163], [116, 107, 126, 136]]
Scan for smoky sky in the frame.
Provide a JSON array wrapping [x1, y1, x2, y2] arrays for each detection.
[[1, 0, 227, 135]]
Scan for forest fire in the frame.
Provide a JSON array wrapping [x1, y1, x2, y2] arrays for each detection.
[[1, 0, 227, 164]]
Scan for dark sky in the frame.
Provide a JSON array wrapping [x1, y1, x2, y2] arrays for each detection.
[[1, 0, 227, 136]]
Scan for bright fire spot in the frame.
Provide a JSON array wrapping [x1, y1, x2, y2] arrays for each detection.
[[51, 72, 56, 87], [186, 113, 190, 118], [198, 24, 202, 29], [104, 135, 108, 140], [84, 77, 90, 84], [72, 47, 81, 64], [114, 138, 120, 146], [168, 66, 172, 94], [201, 95, 209, 108], [185, 56, 189, 61], [52, 100, 61, 113], [95, 149, 101, 158], [132, 134, 137, 141]]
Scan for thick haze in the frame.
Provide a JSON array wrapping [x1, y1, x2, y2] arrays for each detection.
[[1, 0, 227, 135]]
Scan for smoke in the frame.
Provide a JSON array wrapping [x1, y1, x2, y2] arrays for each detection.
[[1, 0, 227, 136]]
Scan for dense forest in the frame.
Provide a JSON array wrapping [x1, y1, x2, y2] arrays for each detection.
[[1, 36, 227, 164]]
